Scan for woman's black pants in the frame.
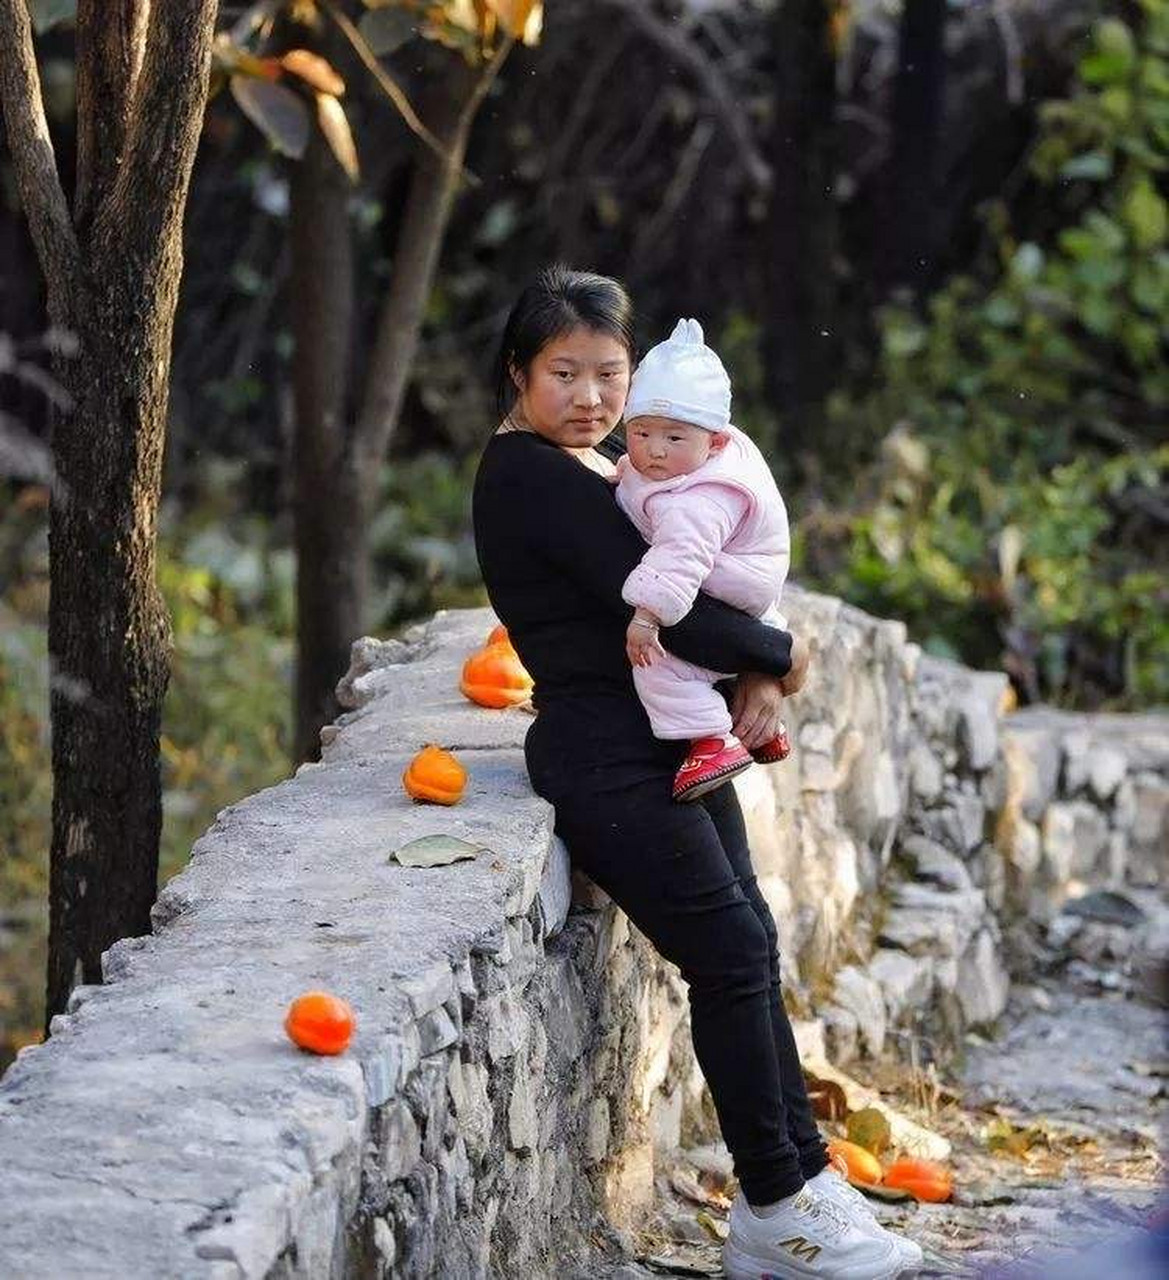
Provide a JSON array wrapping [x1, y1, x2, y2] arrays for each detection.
[[554, 777, 828, 1204]]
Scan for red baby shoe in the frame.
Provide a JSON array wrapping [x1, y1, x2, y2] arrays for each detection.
[[673, 736, 752, 802], [750, 722, 792, 765]]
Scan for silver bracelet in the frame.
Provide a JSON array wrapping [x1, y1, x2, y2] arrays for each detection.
[[630, 617, 659, 631]]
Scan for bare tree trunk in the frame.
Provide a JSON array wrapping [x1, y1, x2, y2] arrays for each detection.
[[291, 45, 509, 760], [762, 0, 839, 473], [0, 0, 218, 1023], [46, 277, 174, 1012], [885, 0, 948, 296], [353, 54, 502, 471], [289, 127, 360, 762]]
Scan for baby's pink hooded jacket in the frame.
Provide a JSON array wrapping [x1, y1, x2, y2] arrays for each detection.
[[614, 424, 790, 628]]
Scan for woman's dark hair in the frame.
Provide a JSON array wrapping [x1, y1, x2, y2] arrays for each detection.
[[494, 265, 635, 417]]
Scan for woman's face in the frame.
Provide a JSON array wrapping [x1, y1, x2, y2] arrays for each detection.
[[512, 327, 631, 449]]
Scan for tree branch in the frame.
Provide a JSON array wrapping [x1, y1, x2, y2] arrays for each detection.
[[98, 0, 219, 269], [597, 0, 771, 192], [0, 0, 80, 318], [323, 0, 473, 180], [354, 40, 512, 467], [74, 1, 151, 231]]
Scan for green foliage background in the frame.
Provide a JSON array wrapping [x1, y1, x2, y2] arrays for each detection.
[[798, 5, 1167, 707]]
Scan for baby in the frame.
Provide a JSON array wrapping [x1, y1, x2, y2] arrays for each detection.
[[615, 319, 793, 802]]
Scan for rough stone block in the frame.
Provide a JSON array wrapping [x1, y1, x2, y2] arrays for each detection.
[[585, 1098, 610, 1164], [880, 884, 986, 959], [539, 835, 573, 939], [909, 745, 944, 804], [483, 989, 529, 1063], [831, 966, 887, 1057], [1042, 801, 1109, 885], [867, 949, 934, 1020], [955, 684, 1002, 773], [898, 835, 974, 892], [418, 1007, 459, 1058], [821, 1005, 860, 1063], [1003, 725, 1061, 820], [955, 929, 1010, 1027]]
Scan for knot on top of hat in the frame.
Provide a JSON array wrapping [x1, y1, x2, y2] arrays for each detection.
[[669, 317, 706, 347], [625, 316, 731, 432]]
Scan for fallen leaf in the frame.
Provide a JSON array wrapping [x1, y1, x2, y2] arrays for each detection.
[[669, 1167, 708, 1205], [847, 1106, 893, 1156], [804, 1069, 849, 1123], [388, 835, 489, 867], [695, 1210, 730, 1243], [984, 1116, 1047, 1156], [669, 1166, 732, 1211]]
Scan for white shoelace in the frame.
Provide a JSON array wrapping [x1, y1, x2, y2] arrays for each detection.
[[825, 1165, 870, 1211], [797, 1188, 852, 1240]]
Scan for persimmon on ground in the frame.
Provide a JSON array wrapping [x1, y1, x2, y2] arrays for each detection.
[[284, 991, 355, 1055], [402, 745, 467, 805], [882, 1157, 954, 1202], [826, 1138, 883, 1186]]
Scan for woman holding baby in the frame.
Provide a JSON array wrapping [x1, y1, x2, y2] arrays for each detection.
[[472, 266, 919, 1280]]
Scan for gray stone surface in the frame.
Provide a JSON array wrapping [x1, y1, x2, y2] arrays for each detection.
[[0, 610, 612, 1279], [3, 600, 1166, 1277], [866, 948, 935, 1020]]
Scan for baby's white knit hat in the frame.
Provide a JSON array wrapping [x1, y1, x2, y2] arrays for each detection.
[[624, 318, 731, 432]]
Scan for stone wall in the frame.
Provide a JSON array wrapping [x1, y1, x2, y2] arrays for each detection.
[[736, 587, 1168, 1066], [1, 596, 1164, 1279]]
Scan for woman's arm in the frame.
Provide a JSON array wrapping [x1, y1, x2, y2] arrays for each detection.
[[497, 439, 793, 678]]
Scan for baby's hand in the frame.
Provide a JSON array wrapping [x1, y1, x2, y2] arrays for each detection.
[[626, 613, 664, 668]]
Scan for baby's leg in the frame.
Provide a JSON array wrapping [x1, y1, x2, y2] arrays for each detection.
[[635, 656, 751, 801], [633, 654, 733, 741]]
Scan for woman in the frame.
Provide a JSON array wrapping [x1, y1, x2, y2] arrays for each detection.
[[472, 266, 919, 1280]]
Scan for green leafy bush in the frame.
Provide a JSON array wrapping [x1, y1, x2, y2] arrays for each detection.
[[815, 3, 1168, 706]]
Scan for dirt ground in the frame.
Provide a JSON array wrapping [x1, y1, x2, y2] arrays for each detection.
[[579, 980, 1166, 1279]]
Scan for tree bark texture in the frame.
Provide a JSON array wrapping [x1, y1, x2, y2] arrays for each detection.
[[885, 0, 948, 295], [292, 45, 509, 761], [762, 0, 839, 470], [0, 0, 218, 1023], [355, 48, 508, 471], [290, 127, 361, 763]]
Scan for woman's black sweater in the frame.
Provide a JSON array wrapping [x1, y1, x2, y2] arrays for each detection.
[[471, 431, 794, 798]]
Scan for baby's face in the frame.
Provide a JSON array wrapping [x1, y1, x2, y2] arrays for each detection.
[[625, 416, 727, 481]]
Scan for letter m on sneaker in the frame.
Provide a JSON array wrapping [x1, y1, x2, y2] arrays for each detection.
[[778, 1235, 823, 1262]]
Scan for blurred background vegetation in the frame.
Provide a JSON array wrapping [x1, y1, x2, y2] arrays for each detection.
[[1, 0, 1166, 1061]]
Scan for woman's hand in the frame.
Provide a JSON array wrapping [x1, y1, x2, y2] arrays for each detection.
[[626, 612, 664, 668], [730, 672, 788, 750], [778, 635, 810, 696]]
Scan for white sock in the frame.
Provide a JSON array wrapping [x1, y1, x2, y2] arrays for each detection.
[[747, 1185, 805, 1219]]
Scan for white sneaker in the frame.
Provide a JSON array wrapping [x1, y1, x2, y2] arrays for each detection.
[[806, 1167, 924, 1272], [723, 1186, 906, 1279]]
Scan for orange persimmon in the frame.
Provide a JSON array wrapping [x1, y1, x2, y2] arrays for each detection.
[[460, 641, 533, 708], [486, 623, 511, 648], [826, 1138, 883, 1186], [882, 1157, 953, 1202], [284, 991, 355, 1055], [402, 744, 467, 805]]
